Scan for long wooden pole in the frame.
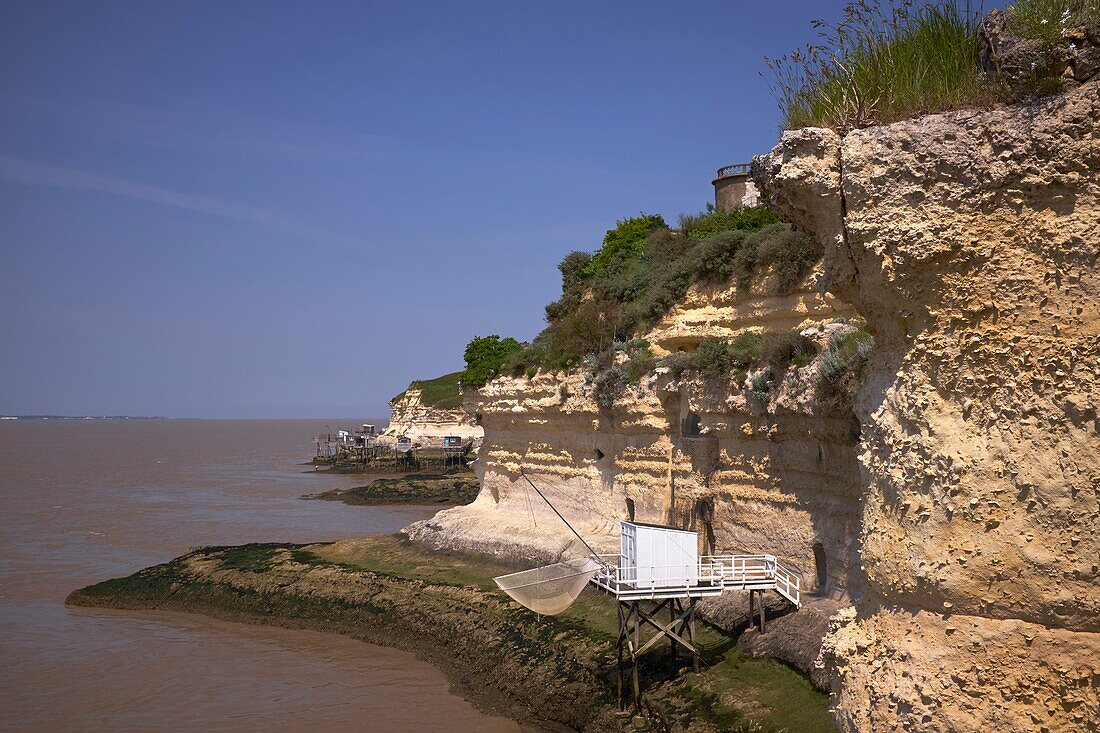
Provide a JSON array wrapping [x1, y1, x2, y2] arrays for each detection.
[[518, 471, 601, 560]]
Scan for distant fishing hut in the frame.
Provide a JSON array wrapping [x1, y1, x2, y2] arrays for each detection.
[[442, 435, 465, 468], [394, 435, 418, 470]]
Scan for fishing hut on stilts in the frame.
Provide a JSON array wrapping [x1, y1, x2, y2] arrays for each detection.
[[493, 472, 801, 712]]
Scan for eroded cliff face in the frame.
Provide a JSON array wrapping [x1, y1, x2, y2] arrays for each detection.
[[407, 279, 864, 600], [378, 386, 482, 449], [755, 81, 1100, 732]]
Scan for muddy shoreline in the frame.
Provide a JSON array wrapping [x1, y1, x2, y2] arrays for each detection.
[[303, 471, 480, 506], [66, 537, 834, 733]]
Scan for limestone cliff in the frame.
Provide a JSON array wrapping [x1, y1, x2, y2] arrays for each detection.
[[754, 80, 1099, 732], [407, 278, 863, 601], [378, 381, 482, 450]]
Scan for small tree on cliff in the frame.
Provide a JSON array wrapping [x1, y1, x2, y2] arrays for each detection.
[[461, 335, 523, 388]]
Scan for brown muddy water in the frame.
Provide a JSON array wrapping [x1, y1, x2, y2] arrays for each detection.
[[0, 419, 524, 732]]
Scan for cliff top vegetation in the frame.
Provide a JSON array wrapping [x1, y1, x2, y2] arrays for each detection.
[[392, 371, 464, 409], [485, 206, 821, 379], [769, 0, 1100, 131]]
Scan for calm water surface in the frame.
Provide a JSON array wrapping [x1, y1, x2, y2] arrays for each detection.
[[0, 419, 523, 732]]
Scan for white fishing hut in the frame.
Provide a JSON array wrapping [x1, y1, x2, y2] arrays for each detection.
[[495, 490, 803, 712], [618, 521, 698, 588]]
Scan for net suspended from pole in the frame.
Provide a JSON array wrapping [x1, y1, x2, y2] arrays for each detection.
[[493, 557, 603, 615]]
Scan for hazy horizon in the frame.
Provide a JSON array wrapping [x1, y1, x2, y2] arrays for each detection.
[[0, 0, 974, 418]]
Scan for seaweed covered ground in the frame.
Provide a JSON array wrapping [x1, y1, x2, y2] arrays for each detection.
[[67, 536, 834, 733], [304, 471, 480, 505]]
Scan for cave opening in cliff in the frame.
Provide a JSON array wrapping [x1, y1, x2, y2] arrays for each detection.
[[813, 541, 827, 594], [681, 412, 702, 436], [594, 448, 605, 461], [625, 497, 635, 521], [694, 499, 715, 556]]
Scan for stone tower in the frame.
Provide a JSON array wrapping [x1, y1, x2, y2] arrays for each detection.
[[712, 163, 760, 210]]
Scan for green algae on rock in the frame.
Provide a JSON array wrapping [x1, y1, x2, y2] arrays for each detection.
[[67, 535, 834, 733]]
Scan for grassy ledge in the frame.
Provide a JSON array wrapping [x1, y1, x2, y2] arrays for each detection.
[[66, 536, 835, 733], [392, 371, 465, 410], [767, 0, 1100, 131]]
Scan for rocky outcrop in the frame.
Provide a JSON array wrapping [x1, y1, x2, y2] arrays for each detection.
[[378, 383, 482, 450], [755, 80, 1100, 732], [646, 276, 853, 356], [979, 8, 1100, 90], [408, 278, 864, 605]]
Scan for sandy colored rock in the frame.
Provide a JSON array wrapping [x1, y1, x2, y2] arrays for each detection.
[[378, 383, 482, 449], [755, 80, 1100, 732], [408, 279, 865, 602]]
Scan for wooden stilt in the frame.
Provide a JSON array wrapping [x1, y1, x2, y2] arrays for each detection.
[[616, 602, 625, 710], [760, 593, 766, 634], [631, 602, 641, 710], [749, 589, 755, 630], [689, 598, 700, 673], [669, 598, 678, 662]]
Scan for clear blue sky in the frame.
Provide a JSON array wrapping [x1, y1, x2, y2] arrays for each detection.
[[1, 0, 854, 418]]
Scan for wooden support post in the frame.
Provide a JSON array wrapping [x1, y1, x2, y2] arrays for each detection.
[[749, 589, 755, 629], [689, 598, 700, 673], [670, 598, 678, 662], [616, 601, 625, 710], [631, 602, 641, 711], [760, 594, 766, 634]]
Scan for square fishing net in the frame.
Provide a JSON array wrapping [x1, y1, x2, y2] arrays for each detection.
[[493, 557, 603, 615]]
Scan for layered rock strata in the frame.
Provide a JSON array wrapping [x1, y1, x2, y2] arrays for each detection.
[[408, 279, 863, 602], [378, 383, 482, 450], [754, 80, 1100, 732]]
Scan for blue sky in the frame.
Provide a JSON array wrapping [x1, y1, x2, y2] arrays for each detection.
[[3, 0, 860, 418]]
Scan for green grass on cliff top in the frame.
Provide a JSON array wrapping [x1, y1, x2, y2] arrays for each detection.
[[391, 370, 463, 410], [769, 0, 1096, 131]]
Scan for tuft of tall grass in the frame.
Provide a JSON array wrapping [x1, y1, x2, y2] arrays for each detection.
[[767, 0, 993, 131]]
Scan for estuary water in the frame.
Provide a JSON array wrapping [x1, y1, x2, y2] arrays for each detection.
[[0, 419, 522, 732]]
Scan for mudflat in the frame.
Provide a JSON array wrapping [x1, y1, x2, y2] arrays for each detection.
[[67, 534, 835, 733]]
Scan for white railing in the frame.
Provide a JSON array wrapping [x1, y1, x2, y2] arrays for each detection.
[[591, 553, 801, 606]]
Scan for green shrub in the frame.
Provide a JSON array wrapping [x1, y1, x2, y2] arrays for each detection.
[[817, 328, 875, 410], [664, 329, 818, 388], [693, 337, 739, 380], [750, 370, 774, 401], [582, 214, 667, 278], [768, 1, 993, 131], [728, 332, 765, 369], [591, 365, 628, 409], [678, 205, 781, 239], [762, 330, 818, 368], [660, 352, 693, 379], [489, 206, 824, 376], [460, 335, 523, 388]]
